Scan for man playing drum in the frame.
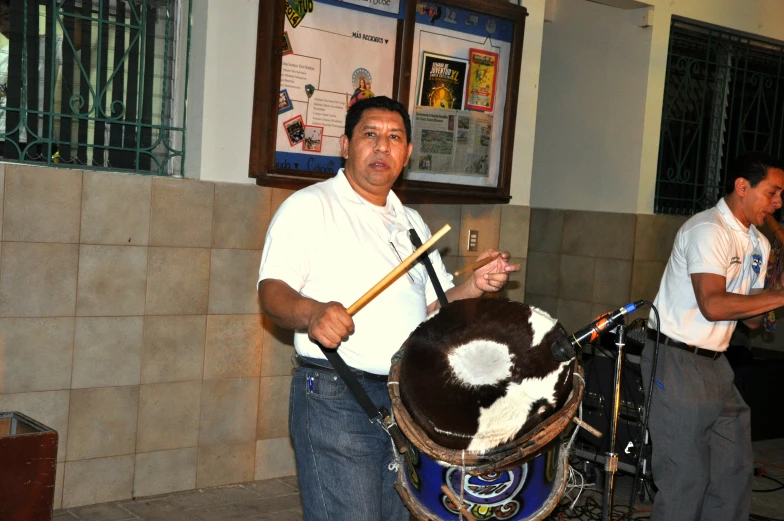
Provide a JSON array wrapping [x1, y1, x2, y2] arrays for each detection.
[[257, 96, 520, 521], [643, 152, 784, 521]]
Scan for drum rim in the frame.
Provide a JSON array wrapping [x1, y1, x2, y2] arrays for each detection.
[[388, 352, 584, 472], [394, 442, 571, 521]]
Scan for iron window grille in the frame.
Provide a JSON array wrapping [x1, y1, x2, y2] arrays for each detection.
[[655, 18, 784, 216]]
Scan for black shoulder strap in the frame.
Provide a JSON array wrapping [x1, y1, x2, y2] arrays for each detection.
[[408, 228, 449, 309]]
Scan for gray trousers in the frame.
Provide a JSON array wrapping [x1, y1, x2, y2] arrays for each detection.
[[640, 339, 753, 521]]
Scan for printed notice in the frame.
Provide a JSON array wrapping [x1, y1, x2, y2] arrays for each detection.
[[336, 0, 401, 15], [307, 90, 349, 137], [280, 55, 321, 100]]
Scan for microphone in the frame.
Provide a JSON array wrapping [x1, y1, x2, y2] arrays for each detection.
[[551, 300, 645, 362]]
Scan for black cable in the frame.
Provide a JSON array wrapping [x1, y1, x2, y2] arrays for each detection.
[[753, 473, 784, 492]]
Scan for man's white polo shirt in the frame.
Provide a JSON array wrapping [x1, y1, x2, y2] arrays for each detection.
[[258, 169, 454, 374], [650, 198, 769, 351]]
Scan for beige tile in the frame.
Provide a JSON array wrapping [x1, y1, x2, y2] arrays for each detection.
[[525, 251, 560, 298], [408, 203, 462, 257], [0, 165, 4, 240], [197, 442, 256, 488], [529, 208, 564, 253], [559, 255, 595, 301], [213, 183, 273, 250], [3, 165, 82, 243], [80, 171, 152, 245], [556, 299, 593, 335], [61, 455, 134, 508], [562, 211, 636, 260], [200, 378, 259, 446], [146, 247, 211, 315], [137, 381, 201, 453], [0, 318, 74, 393], [270, 188, 297, 218], [257, 375, 292, 440], [134, 448, 198, 498], [593, 258, 632, 307], [254, 438, 297, 480], [261, 315, 296, 377], [72, 317, 143, 389], [459, 204, 501, 256], [150, 178, 214, 247], [634, 214, 688, 262], [54, 462, 64, 510], [67, 387, 139, 461], [76, 245, 148, 316], [499, 205, 531, 258], [524, 294, 558, 317], [208, 249, 263, 315], [631, 260, 666, 304], [141, 315, 206, 384], [204, 315, 263, 380], [0, 243, 79, 317], [0, 390, 70, 462], [496, 258, 526, 303]]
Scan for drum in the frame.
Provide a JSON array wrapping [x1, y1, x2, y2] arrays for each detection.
[[389, 298, 583, 521]]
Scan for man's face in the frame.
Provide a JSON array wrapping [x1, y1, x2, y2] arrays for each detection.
[[340, 108, 413, 205], [739, 167, 784, 227]]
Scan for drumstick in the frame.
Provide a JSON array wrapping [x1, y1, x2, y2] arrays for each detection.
[[765, 214, 784, 245], [453, 255, 496, 278], [572, 416, 603, 438], [440, 485, 478, 521], [346, 224, 451, 316]]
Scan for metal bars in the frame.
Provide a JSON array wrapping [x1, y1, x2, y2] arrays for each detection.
[[655, 19, 784, 215], [0, 0, 189, 175]]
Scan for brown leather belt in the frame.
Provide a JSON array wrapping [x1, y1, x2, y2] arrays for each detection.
[[646, 329, 723, 360]]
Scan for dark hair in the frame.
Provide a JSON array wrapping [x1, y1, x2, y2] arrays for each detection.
[[724, 152, 784, 195], [344, 96, 411, 143]]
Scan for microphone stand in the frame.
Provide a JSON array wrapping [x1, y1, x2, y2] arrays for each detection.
[[601, 324, 626, 521]]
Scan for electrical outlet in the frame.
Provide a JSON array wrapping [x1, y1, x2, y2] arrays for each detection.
[[467, 230, 479, 251]]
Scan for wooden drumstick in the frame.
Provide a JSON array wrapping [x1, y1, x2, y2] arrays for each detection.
[[572, 416, 603, 438], [346, 224, 451, 316], [453, 255, 496, 278], [765, 214, 784, 245], [440, 485, 478, 521]]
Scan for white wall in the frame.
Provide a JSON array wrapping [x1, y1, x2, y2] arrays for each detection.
[[530, 0, 653, 213], [185, 0, 546, 202], [187, 0, 260, 184]]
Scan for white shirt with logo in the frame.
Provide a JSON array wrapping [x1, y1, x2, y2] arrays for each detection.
[[650, 198, 770, 351]]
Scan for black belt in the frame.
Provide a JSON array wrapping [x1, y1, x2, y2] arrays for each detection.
[[646, 330, 723, 360], [297, 357, 389, 382]]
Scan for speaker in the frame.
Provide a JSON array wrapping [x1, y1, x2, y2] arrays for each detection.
[[575, 352, 650, 472]]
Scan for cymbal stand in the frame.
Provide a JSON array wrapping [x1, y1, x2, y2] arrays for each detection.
[[601, 324, 626, 521]]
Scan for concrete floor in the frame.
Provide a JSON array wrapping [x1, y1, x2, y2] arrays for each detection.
[[53, 439, 784, 520]]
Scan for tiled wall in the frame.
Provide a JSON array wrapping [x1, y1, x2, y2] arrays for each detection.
[[524, 208, 688, 332], [0, 163, 531, 509]]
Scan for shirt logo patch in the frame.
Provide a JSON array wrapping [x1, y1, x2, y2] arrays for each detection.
[[752, 254, 763, 274], [729, 256, 741, 265]]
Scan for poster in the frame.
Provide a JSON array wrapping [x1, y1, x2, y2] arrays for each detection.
[[417, 52, 468, 110], [465, 48, 498, 112], [275, 1, 398, 172], [410, 107, 493, 177]]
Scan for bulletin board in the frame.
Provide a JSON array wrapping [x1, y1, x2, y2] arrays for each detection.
[[249, 0, 528, 204]]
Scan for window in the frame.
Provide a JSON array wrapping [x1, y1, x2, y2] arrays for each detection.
[[655, 19, 784, 215], [0, 0, 189, 175]]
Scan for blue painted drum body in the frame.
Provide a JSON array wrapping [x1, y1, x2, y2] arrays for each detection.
[[399, 442, 566, 521]]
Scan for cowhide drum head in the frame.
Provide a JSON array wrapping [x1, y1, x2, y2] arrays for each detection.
[[398, 298, 574, 454]]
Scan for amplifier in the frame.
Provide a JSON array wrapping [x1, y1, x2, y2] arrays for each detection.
[[575, 352, 650, 471]]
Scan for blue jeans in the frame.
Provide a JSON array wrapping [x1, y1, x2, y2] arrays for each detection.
[[289, 361, 409, 521]]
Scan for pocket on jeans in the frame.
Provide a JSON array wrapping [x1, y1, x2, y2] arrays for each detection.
[[305, 370, 346, 400]]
